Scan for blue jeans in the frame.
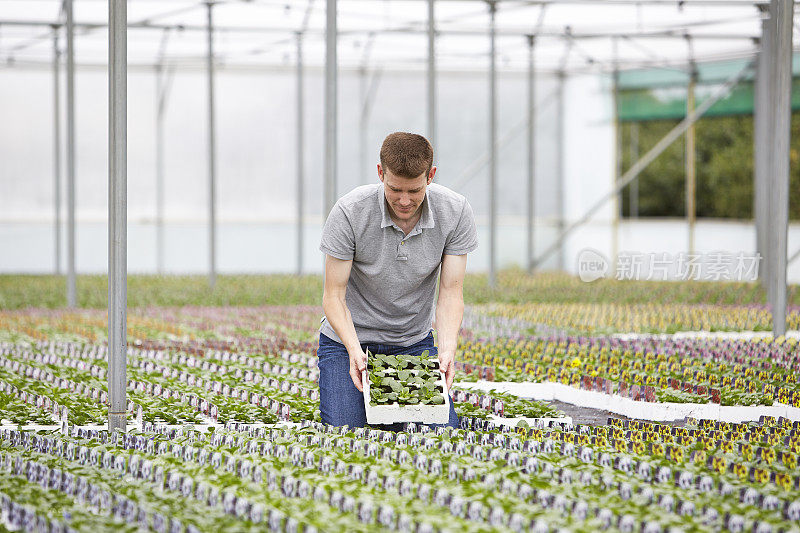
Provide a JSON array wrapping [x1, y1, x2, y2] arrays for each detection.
[[317, 331, 459, 430]]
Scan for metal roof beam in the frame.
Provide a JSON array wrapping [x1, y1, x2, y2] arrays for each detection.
[[0, 19, 762, 40], [334, 0, 787, 4]]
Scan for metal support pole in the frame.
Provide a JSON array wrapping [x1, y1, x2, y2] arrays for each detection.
[[611, 37, 621, 264], [526, 35, 536, 273], [686, 64, 697, 254], [324, 0, 337, 217], [555, 70, 566, 271], [766, 0, 792, 335], [488, 0, 497, 287], [612, 67, 621, 264], [754, 5, 771, 284], [359, 66, 367, 185], [108, 0, 127, 433], [630, 122, 639, 218], [357, 32, 375, 186], [296, 33, 304, 275], [427, 0, 436, 149], [359, 67, 383, 185], [206, 2, 217, 288], [155, 62, 164, 274], [65, 0, 76, 308], [155, 63, 166, 275], [53, 30, 61, 275], [155, 30, 172, 275]]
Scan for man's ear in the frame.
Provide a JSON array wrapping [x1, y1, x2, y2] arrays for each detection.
[[377, 163, 384, 182], [427, 166, 437, 184]]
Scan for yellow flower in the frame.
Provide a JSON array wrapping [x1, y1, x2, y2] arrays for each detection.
[[571, 357, 582, 368], [590, 371, 598, 377]]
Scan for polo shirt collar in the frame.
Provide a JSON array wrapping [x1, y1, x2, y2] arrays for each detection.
[[418, 190, 435, 229], [378, 184, 393, 229], [377, 183, 436, 231]]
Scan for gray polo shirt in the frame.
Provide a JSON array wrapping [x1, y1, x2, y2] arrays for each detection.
[[319, 182, 478, 346]]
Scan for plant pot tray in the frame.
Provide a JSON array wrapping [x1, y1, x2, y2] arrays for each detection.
[[362, 351, 450, 425]]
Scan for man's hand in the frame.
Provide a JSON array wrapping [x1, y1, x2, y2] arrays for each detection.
[[349, 348, 368, 392], [438, 349, 455, 390]]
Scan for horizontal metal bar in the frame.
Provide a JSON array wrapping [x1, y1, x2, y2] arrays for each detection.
[[261, 0, 787, 4], [788, 246, 800, 265], [0, 18, 764, 40], [2, 49, 770, 76]]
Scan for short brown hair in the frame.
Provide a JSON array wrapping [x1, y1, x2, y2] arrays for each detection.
[[379, 132, 433, 178]]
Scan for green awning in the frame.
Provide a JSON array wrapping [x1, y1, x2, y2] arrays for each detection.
[[618, 53, 800, 121]]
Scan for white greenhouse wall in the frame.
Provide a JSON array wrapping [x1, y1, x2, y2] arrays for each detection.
[[2, 63, 798, 284]]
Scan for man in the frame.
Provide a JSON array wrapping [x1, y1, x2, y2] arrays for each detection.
[[317, 132, 478, 428]]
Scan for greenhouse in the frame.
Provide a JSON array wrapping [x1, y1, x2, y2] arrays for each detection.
[[1, 0, 800, 531]]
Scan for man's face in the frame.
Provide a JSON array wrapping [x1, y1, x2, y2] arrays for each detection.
[[378, 164, 436, 223]]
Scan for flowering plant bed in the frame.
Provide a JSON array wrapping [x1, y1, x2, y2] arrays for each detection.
[[1, 416, 799, 532], [456, 335, 800, 407], [1, 307, 800, 531], [363, 351, 450, 424]]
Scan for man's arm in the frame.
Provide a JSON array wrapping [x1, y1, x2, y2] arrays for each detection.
[[321, 254, 368, 391], [435, 253, 468, 389]]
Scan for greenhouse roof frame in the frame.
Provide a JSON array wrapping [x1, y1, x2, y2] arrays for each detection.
[[0, 0, 794, 74]]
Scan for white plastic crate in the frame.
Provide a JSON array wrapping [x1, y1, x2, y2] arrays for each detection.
[[362, 352, 450, 425]]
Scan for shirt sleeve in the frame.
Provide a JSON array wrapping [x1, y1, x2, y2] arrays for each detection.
[[444, 199, 479, 255], [319, 202, 356, 260]]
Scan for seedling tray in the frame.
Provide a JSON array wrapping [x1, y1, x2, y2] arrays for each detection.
[[362, 350, 450, 425]]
